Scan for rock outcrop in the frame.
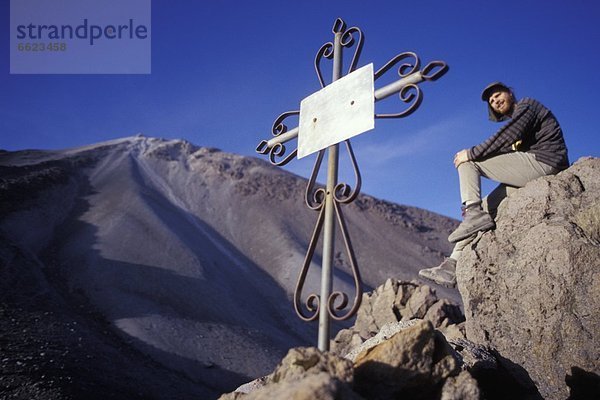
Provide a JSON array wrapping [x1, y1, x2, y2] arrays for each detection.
[[352, 320, 461, 399], [220, 347, 358, 400], [218, 279, 492, 399], [332, 279, 464, 357], [457, 157, 600, 400], [220, 320, 480, 400]]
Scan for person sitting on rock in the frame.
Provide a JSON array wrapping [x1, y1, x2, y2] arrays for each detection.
[[419, 82, 569, 288]]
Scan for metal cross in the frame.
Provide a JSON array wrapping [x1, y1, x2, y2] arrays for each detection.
[[256, 18, 448, 351]]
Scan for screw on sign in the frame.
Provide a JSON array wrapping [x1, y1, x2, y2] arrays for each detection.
[[256, 18, 448, 351]]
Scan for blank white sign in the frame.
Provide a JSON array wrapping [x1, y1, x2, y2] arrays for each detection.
[[298, 63, 374, 159]]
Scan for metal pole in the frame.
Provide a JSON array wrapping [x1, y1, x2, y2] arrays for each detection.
[[317, 30, 343, 351]]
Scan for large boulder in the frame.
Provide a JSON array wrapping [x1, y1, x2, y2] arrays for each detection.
[[353, 320, 462, 399], [457, 157, 600, 400]]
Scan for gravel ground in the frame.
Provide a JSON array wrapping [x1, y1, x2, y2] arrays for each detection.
[[0, 239, 218, 400]]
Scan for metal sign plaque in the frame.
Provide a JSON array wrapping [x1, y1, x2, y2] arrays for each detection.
[[298, 63, 374, 159]]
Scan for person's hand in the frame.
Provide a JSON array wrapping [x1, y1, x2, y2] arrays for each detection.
[[453, 149, 469, 168]]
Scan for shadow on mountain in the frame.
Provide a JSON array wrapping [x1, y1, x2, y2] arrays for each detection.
[[1, 232, 221, 400]]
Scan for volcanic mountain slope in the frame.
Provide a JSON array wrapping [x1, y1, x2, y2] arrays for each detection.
[[0, 136, 457, 398]]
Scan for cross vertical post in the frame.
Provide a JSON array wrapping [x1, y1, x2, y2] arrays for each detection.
[[318, 28, 344, 350]]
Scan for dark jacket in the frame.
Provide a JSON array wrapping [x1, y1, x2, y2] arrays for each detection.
[[468, 98, 569, 170]]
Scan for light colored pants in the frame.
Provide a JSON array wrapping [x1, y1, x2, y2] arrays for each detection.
[[450, 151, 557, 260]]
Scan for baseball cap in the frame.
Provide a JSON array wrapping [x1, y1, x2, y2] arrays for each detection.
[[481, 82, 511, 101]]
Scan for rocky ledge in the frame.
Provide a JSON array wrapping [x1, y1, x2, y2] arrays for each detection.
[[457, 157, 600, 400]]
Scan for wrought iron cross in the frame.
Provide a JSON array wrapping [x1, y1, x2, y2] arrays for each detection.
[[256, 18, 448, 351]]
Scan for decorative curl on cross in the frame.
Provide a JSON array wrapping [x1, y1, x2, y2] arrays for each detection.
[[374, 51, 420, 80], [255, 111, 299, 166], [315, 18, 364, 88], [373, 54, 448, 119], [294, 183, 363, 322]]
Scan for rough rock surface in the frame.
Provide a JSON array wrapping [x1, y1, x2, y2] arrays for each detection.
[[219, 372, 362, 400], [219, 347, 359, 400], [353, 320, 460, 399], [220, 321, 479, 400], [332, 278, 464, 357], [268, 347, 354, 385], [446, 338, 497, 372], [440, 370, 481, 400], [457, 157, 600, 400], [253, 373, 363, 400], [344, 320, 419, 362]]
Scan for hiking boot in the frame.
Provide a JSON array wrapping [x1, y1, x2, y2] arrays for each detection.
[[418, 258, 457, 288], [448, 205, 495, 243]]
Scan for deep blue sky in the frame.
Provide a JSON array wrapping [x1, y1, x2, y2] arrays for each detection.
[[2, 0, 599, 219]]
